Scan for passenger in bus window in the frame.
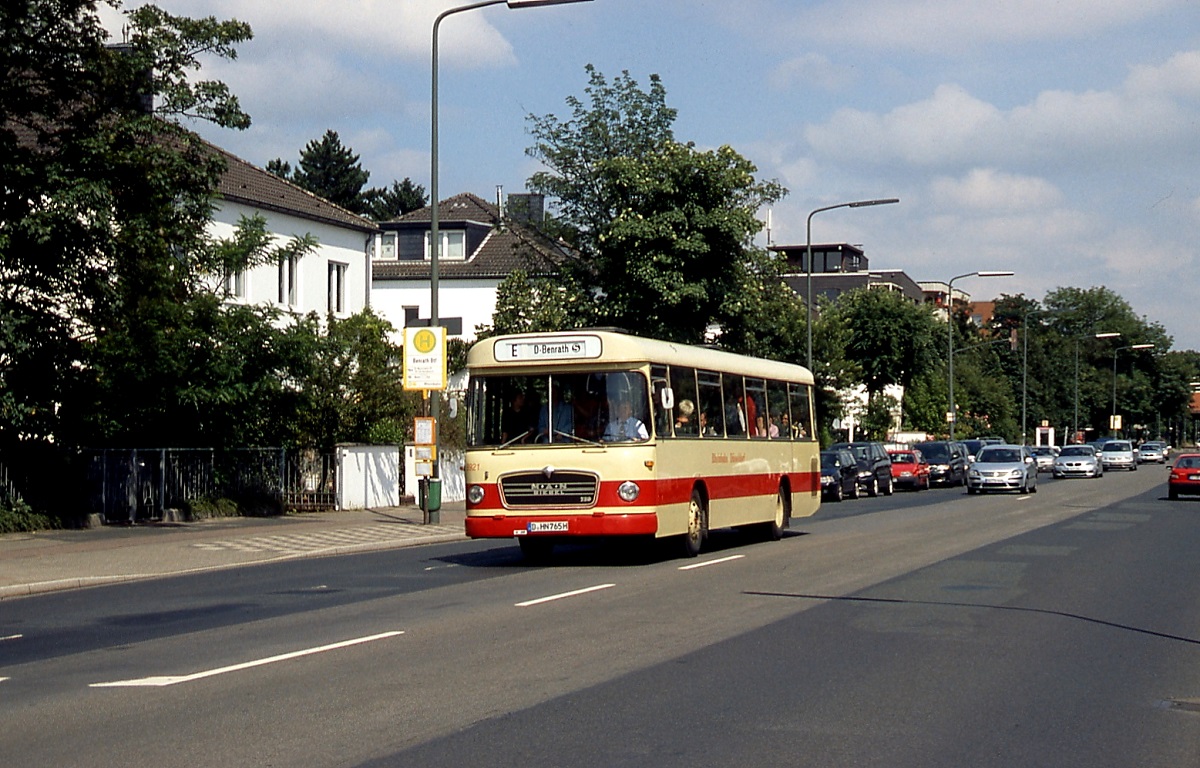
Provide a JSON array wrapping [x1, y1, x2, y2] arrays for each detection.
[[726, 396, 747, 435], [698, 411, 717, 437], [756, 415, 778, 438], [603, 398, 648, 442], [675, 399, 696, 435], [501, 391, 532, 443]]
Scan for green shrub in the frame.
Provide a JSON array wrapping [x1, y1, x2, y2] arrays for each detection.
[[0, 497, 55, 533], [183, 497, 240, 520]]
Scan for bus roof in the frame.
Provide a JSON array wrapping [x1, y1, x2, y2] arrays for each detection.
[[467, 330, 814, 384]]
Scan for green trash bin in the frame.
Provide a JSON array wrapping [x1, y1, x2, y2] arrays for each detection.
[[419, 477, 442, 524], [425, 477, 442, 512]]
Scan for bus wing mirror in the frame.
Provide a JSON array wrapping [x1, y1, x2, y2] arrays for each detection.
[[659, 387, 674, 410]]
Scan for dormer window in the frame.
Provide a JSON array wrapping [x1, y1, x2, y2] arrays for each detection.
[[424, 230, 466, 261]]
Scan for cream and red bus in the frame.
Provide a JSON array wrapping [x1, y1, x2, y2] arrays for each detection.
[[463, 330, 820, 559]]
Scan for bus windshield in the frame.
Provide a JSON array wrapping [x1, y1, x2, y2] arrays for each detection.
[[468, 371, 650, 447]]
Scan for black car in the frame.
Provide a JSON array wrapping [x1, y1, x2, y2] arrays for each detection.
[[913, 440, 968, 486], [829, 441, 893, 496], [820, 449, 859, 502]]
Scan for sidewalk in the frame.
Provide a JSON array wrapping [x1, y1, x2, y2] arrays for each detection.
[[0, 502, 468, 600]]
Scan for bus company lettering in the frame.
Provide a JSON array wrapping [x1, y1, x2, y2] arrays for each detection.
[[531, 481, 569, 495], [711, 453, 747, 464], [495, 334, 602, 362]]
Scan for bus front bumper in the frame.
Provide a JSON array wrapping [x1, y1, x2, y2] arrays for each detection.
[[466, 512, 659, 539]]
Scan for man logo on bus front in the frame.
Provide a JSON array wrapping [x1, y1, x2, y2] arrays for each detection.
[[542, 465, 556, 478]]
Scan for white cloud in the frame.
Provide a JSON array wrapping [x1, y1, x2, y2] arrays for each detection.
[[779, 0, 1183, 54], [769, 53, 855, 92], [106, 1, 516, 67], [931, 169, 1062, 212]]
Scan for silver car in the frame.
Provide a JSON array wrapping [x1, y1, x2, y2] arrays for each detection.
[[1136, 441, 1165, 463], [1030, 445, 1058, 473], [1053, 444, 1104, 478], [966, 445, 1038, 494], [1099, 440, 1137, 471]]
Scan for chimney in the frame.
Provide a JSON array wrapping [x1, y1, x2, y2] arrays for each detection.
[[505, 193, 544, 227]]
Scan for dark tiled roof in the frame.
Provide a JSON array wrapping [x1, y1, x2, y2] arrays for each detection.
[[207, 141, 378, 233], [9, 117, 378, 234], [374, 192, 570, 281]]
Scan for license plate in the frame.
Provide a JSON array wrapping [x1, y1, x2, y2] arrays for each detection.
[[528, 521, 568, 533]]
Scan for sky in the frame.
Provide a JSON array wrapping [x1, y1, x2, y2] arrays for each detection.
[[101, 0, 1200, 350]]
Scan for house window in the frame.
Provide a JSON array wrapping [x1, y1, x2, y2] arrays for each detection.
[[278, 253, 298, 306], [379, 232, 397, 260], [225, 269, 246, 299], [424, 230, 466, 261], [328, 262, 348, 314]]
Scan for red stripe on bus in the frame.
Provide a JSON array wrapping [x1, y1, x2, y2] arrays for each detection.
[[466, 471, 819, 512]]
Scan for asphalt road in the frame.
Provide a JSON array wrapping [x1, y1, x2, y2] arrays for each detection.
[[3, 467, 1198, 767]]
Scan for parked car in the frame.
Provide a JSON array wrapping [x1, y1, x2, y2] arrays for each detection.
[[888, 449, 931, 490], [1099, 440, 1138, 471], [1136, 441, 1166, 464], [1168, 453, 1200, 500], [913, 440, 968, 486], [820, 449, 860, 502], [1053, 444, 1104, 478], [1029, 445, 1059, 473], [829, 441, 894, 497], [966, 444, 1038, 494]]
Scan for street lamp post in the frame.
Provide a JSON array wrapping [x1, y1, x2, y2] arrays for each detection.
[[946, 271, 1013, 441], [805, 198, 900, 371], [428, 0, 591, 521], [1075, 332, 1121, 441], [1111, 342, 1155, 435]]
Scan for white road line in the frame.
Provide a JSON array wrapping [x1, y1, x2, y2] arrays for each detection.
[[515, 583, 615, 607], [89, 631, 404, 688], [678, 554, 745, 570], [0, 677, 9, 683], [1, 634, 23, 642]]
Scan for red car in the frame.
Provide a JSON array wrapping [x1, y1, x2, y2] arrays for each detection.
[[1167, 453, 1200, 500], [888, 449, 931, 491]]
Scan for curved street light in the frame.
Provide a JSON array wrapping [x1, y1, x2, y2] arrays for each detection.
[[428, 0, 593, 522], [1111, 342, 1156, 434], [805, 198, 900, 371], [946, 271, 1013, 441]]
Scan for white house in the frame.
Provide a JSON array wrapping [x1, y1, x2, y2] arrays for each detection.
[[371, 191, 566, 342], [209, 143, 378, 319]]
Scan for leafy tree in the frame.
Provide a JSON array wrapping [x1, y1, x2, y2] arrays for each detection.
[[287, 309, 419, 451], [524, 65, 784, 344], [1, 0, 256, 448], [831, 288, 940, 399]]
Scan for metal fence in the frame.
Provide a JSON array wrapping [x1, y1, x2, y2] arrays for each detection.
[[80, 447, 338, 523]]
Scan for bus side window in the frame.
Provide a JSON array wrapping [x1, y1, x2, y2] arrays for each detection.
[[767, 379, 789, 440], [789, 382, 814, 440], [698, 370, 724, 437], [669, 366, 698, 437], [651, 366, 671, 438], [723, 373, 748, 437]]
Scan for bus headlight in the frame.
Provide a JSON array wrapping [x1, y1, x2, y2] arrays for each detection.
[[617, 481, 640, 502], [467, 484, 485, 505]]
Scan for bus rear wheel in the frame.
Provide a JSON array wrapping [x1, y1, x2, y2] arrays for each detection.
[[682, 489, 706, 557], [760, 486, 789, 541]]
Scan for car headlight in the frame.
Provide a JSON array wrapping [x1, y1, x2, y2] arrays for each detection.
[[617, 481, 640, 502], [821, 475, 834, 485], [968, 469, 981, 478], [1008, 469, 1023, 477], [467, 484, 485, 505]]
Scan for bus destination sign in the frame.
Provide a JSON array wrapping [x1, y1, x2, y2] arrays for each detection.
[[495, 334, 603, 362]]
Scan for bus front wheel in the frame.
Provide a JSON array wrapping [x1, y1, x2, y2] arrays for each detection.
[[683, 489, 706, 557]]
